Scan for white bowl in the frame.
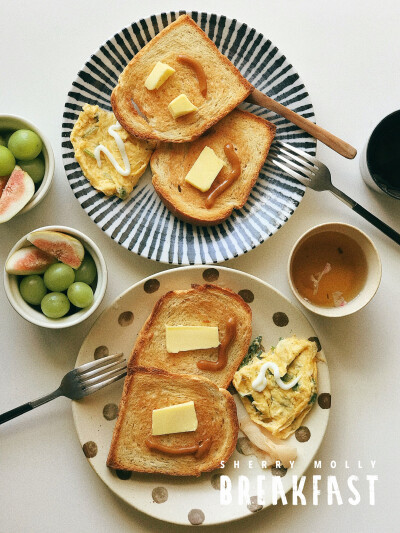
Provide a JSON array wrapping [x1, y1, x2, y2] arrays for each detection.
[[4, 226, 107, 328], [0, 114, 55, 216], [287, 222, 382, 317]]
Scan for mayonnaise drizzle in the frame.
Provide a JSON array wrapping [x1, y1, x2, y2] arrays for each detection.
[[251, 361, 300, 392], [94, 122, 131, 176]]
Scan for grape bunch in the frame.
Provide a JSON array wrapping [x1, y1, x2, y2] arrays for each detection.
[[19, 255, 97, 319], [0, 129, 45, 182]]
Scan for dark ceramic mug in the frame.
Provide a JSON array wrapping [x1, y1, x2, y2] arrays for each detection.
[[360, 110, 400, 200]]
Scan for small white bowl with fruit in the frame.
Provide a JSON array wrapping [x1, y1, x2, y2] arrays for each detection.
[[0, 115, 55, 222], [4, 226, 107, 328]]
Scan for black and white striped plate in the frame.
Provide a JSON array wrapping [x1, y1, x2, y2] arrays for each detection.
[[61, 11, 316, 265]]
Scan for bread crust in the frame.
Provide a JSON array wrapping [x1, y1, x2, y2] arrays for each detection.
[[151, 108, 276, 225], [129, 284, 252, 389], [111, 14, 253, 143], [106, 366, 239, 476]]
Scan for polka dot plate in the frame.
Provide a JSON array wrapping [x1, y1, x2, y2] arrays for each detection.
[[73, 266, 330, 526], [61, 11, 316, 265]]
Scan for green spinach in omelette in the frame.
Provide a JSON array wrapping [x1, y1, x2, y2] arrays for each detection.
[[233, 336, 318, 440]]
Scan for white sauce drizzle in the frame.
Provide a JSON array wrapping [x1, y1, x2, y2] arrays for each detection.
[[94, 122, 131, 176], [252, 361, 300, 392]]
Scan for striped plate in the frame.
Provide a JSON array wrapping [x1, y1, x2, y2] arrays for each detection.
[[61, 11, 316, 265]]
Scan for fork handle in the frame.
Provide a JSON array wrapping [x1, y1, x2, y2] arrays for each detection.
[[0, 403, 34, 424], [352, 203, 400, 245], [0, 389, 62, 424], [247, 89, 357, 159], [329, 186, 400, 244]]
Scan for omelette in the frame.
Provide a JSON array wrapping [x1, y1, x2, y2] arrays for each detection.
[[71, 104, 154, 199], [233, 336, 318, 439]]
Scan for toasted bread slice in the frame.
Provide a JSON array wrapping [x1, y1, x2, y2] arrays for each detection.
[[111, 14, 253, 143], [151, 109, 276, 225], [107, 367, 238, 476], [129, 284, 252, 388]]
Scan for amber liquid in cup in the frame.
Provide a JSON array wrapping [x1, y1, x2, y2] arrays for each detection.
[[291, 231, 368, 308], [367, 110, 400, 199]]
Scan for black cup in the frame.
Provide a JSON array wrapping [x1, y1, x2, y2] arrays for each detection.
[[360, 110, 400, 200]]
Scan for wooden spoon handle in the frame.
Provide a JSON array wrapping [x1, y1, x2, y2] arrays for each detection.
[[247, 89, 357, 159]]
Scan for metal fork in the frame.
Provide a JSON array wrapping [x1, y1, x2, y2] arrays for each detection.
[[0, 353, 127, 424], [269, 141, 400, 245]]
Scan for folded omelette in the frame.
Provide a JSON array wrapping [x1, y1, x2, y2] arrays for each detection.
[[71, 104, 154, 199], [233, 336, 318, 439]]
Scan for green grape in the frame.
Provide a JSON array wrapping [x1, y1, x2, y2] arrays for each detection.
[[41, 292, 70, 318], [19, 275, 47, 305], [8, 129, 42, 161], [67, 282, 94, 308], [0, 146, 15, 176], [74, 255, 97, 285], [0, 134, 6, 147], [44, 263, 75, 292], [18, 156, 45, 183]]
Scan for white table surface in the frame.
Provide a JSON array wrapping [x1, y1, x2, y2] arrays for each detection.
[[1, 0, 399, 531]]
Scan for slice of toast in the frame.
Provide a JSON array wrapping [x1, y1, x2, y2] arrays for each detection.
[[151, 108, 276, 225], [111, 14, 253, 143], [129, 284, 252, 389], [107, 367, 238, 476]]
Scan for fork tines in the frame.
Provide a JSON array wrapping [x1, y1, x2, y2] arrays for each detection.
[[269, 141, 317, 185], [75, 353, 124, 376], [75, 353, 127, 384], [82, 361, 127, 395], [75, 353, 127, 395]]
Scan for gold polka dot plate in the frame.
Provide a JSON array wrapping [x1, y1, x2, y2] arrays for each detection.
[[73, 266, 330, 525]]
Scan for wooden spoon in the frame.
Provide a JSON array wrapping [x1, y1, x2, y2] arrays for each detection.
[[246, 89, 357, 159]]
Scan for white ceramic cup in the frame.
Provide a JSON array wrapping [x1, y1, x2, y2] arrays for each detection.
[[4, 226, 107, 328], [359, 110, 400, 200], [287, 222, 382, 318], [0, 114, 55, 214]]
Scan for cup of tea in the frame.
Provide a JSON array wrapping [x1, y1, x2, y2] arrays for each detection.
[[360, 110, 400, 199]]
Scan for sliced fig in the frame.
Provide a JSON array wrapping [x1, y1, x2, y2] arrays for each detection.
[[0, 166, 35, 223], [27, 230, 85, 269], [6, 246, 57, 275], [0, 176, 8, 197]]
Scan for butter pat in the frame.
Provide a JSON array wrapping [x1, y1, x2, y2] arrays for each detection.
[[168, 94, 198, 119], [152, 401, 198, 436], [166, 325, 220, 353], [145, 62, 175, 90], [184, 146, 225, 192]]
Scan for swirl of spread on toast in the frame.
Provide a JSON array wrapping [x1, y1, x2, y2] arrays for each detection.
[[205, 144, 241, 208], [145, 437, 212, 459], [197, 317, 236, 371], [177, 55, 207, 97]]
